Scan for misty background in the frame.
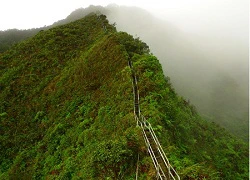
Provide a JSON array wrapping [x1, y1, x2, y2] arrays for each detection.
[[54, 4, 249, 140], [0, 2, 248, 140]]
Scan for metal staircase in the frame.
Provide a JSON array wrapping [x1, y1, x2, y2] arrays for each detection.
[[138, 115, 180, 180], [129, 61, 180, 180]]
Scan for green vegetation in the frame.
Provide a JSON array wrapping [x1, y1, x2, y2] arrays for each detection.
[[1, 5, 248, 142], [0, 14, 248, 179], [0, 6, 107, 54], [0, 28, 42, 53]]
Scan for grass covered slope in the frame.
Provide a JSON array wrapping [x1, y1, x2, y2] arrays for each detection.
[[0, 14, 248, 179]]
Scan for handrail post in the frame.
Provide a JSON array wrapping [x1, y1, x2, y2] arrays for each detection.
[[156, 164, 160, 179]]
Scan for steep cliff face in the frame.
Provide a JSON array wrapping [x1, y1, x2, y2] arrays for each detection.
[[0, 14, 248, 179]]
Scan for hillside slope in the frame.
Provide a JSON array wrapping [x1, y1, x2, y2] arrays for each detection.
[[0, 14, 248, 179], [1, 5, 248, 142]]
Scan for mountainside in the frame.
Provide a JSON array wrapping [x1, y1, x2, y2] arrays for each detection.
[[0, 5, 248, 141], [103, 5, 249, 142], [0, 14, 248, 179]]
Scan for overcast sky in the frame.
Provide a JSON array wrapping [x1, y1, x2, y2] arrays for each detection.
[[0, 0, 248, 34]]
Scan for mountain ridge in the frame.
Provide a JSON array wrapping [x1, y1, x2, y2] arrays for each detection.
[[0, 5, 248, 142], [0, 13, 248, 179]]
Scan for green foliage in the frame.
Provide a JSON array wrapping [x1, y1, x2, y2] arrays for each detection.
[[0, 28, 41, 53], [0, 13, 248, 180], [116, 32, 150, 57], [131, 50, 248, 179], [93, 138, 133, 178]]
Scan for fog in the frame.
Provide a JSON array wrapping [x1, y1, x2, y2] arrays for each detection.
[[98, 4, 248, 140], [0, 1, 248, 140]]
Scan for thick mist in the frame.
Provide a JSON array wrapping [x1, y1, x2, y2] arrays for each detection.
[[101, 5, 248, 140], [0, 3, 248, 140]]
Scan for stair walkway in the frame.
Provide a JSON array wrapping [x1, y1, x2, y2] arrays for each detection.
[[129, 61, 180, 180]]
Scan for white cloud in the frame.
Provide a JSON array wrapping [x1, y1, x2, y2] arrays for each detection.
[[0, 0, 248, 32]]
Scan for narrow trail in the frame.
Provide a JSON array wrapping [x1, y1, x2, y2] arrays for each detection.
[[128, 60, 180, 180]]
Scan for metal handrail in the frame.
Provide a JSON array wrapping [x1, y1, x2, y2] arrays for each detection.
[[140, 116, 180, 180], [128, 61, 140, 118], [139, 120, 166, 180], [143, 118, 171, 167], [129, 60, 180, 180], [148, 121, 179, 179]]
